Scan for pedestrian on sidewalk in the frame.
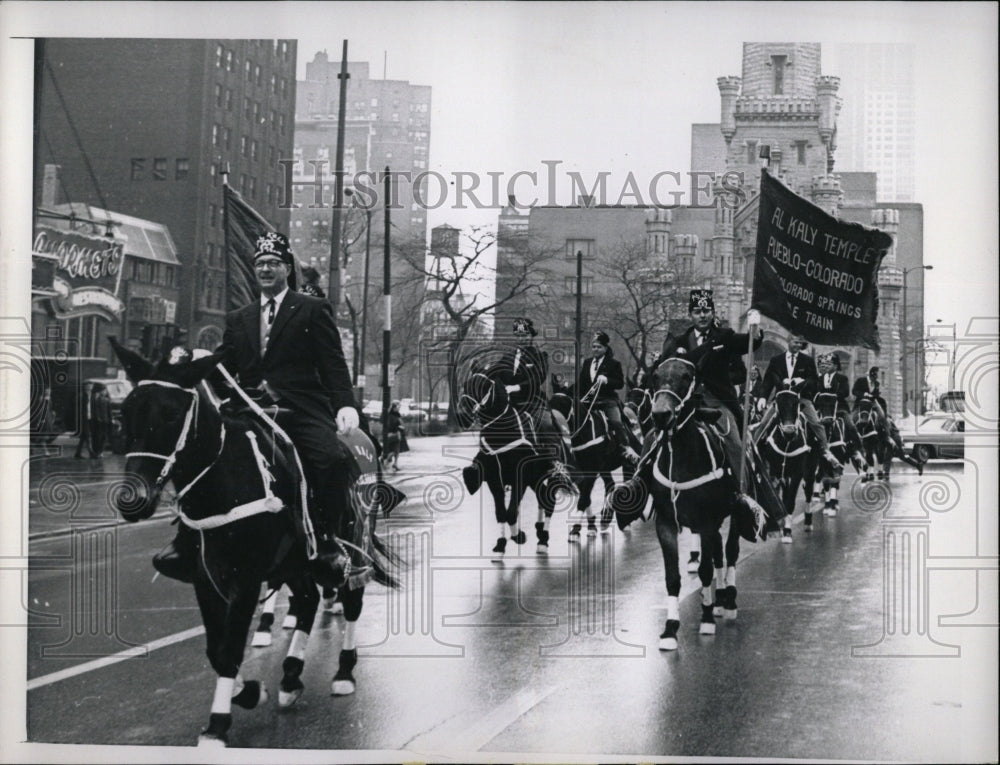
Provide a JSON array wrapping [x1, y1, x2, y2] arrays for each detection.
[[89, 382, 112, 459], [74, 381, 94, 459], [382, 401, 404, 472]]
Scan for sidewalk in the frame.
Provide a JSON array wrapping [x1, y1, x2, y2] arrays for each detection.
[[26, 432, 479, 540]]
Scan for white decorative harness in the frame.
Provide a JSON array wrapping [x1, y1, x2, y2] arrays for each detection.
[[461, 375, 537, 457], [127, 368, 319, 560], [649, 359, 729, 503]]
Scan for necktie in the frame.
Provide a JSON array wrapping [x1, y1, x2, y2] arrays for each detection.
[[696, 332, 704, 347], [513, 349, 521, 373], [261, 299, 276, 351], [592, 359, 599, 380], [788, 352, 796, 378]]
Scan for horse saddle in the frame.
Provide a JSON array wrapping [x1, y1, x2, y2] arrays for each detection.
[[694, 407, 723, 424]]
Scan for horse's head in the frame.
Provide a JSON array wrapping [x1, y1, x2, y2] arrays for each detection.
[[814, 392, 839, 423], [109, 338, 223, 521], [775, 389, 802, 436], [549, 391, 573, 421], [459, 372, 507, 425], [650, 357, 697, 431], [856, 396, 874, 422]]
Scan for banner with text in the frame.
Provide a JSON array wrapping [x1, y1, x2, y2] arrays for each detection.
[[751, 170, 891, 351]]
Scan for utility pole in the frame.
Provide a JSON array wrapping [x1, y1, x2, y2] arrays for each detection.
[[327, 39, 349, 309], [381, 167, 392, 433], [358, 207, 372, 403], [574, 249, 583, 424]]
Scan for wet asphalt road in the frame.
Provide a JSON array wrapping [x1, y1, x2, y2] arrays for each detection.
[[21, 440, 997, 761]]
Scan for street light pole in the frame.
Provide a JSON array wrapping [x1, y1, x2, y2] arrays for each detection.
[[359, 207, 372, 403], [902, 264, 933, 417]]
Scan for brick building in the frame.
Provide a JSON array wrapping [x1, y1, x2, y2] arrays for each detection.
[[34, 38, 297, 352]]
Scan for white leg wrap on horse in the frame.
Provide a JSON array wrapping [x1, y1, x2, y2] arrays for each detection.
[[262, 587, 278, 615], [702, 586, 714, 607], [829, 487, 838, 501], [212, 677, 236, 715], [497, 523, 507, 539], [342, 620, 357, 651], [725, 566, 736, 588], [288, 630, 309, 661], [715, 568, 724, 590], [666, 596, 679, 622]]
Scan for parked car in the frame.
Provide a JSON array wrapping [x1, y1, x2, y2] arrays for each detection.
[[82, 378, 134, 454], [899, 413, 965, 461]]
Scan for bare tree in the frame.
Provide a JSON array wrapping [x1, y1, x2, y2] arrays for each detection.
[[590, 241, 714, 381], [396, 225, 560, 428]]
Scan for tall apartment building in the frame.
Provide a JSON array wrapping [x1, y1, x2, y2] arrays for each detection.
[[830, 43, 916, 202], [34, 38, 297, 350], [294, 52, 432, 258]]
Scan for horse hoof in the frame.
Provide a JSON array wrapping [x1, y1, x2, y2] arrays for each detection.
[[586, 523, 598, 537], [199, 712, 231, 747], [491, 537, 507, 561], [510, 530, 527, 545], [330, 601, 344, 615], [658, 619, 680, 651], [536, 542, 548, 554], [197, 733, 228, 749], [232, 680, 268, 710], [712, 604, 723, 618], [824, 507, 837, 517], [331, 678, 356, 696], [782, 528, 793, 544], [568, 527, 581, 544], [278, 686, 303, 709], [251, 630, 272, 648], [723, 587, 738, 620], [282, 614, 297, 630], [699, 621, 716, 635]]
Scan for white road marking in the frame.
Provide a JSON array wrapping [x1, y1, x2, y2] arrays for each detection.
[[404, 684, 558, 753], [26, 625, 205, 691]]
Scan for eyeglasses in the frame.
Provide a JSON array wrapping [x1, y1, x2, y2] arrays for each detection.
[[254, 259, 287, 270]]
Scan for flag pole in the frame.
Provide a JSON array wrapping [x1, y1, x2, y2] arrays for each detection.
[[739, 311, 759, 493], [221, 162, 231, 311]]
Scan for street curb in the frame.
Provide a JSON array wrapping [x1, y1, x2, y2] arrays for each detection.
[[28, 509, 177, 542]]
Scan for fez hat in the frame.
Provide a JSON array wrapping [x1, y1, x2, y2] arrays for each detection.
[[254, 231, 298, 290], [593, 331, 610, 347], [818, 352, 839, 369], [512, 317, 537, 337], [688, 289, 714, 312]]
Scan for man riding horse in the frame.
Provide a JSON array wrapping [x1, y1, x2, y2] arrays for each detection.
[[154, 231, 358, 589], [753, 334, 842, 472], [649, 289, 764, 479], [486, 317, 567, 461], [815, 352, 867, 469], [852, 365, 924, 473], [578, 330, 640, 465]]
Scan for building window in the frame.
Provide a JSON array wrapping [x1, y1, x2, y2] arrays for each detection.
[[565, 239, 595, 260], [152, 158, 167, 181], [249, 177, 257, 198], [206, 242, 215, 266], [244, 97, 253, 120], [214, 83, 223, 107], [253, 101, 260, 123], [241, 135, 249, 157], [796, 141, 807, 165], [210, 162, 218, 186], [130, 158, 144, 181], [267, 183, 275, 205], [746, 140, 758, 164], [251, 140, 259, 160], [225, 88, 233, 111], [215, 44, 223, 68], [271, 74, 277, 94], [208, 203, 217, 228], [771, 55, 786, 95], [240, 174, 247, 194], [245, 60, 252, 81], [564, 276, 593, 294], [279, 115, 286, 134], [225, 49, 233, 71], [371, 98, 378, 107], [175, 158, 189, 180], [224, 127, 232, 150], [255, 64, 262, 86]]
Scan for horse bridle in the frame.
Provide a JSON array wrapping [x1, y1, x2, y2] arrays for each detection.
[[651, 359, 698, 433], [127, 380, 227, 500]]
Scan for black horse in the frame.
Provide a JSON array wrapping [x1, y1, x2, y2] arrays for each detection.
[[549, 389, 636, 540], [803, 393, 849, 519], [852, 396, 892, 481], [109, 340, 397, 747], [760, 390, 812, 542], [460, 372, 576, 558], [616, 357, 765, 651]]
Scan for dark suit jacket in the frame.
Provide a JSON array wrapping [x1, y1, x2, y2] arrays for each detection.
[[760, 351, 819, 401], [490, 343, 548, 409], [817, 371, 850, 405], [218, 290, 356, 418], [579, 354, 624, 402], [657, 325, 762, 406], [851, 376, 886, 412]]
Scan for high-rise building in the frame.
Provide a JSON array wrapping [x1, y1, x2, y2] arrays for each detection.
[[830, 43, 916, 202], [294, 52, 432, 255], [34, 38, 297, 351]]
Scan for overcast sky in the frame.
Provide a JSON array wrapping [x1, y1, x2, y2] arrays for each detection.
[[2, 1, 997, 337]]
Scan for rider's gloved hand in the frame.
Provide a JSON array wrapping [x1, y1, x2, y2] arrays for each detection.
[[756, 397, 767, 412], [792, 377, 805, 386], [336, 406, 359, 434], [596, 375, 608, 385], [505, 384, 521, 393]]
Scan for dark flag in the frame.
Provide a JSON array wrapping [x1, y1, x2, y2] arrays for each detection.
[[751, 170, 892, 351], [223, 184, 300, 311]]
